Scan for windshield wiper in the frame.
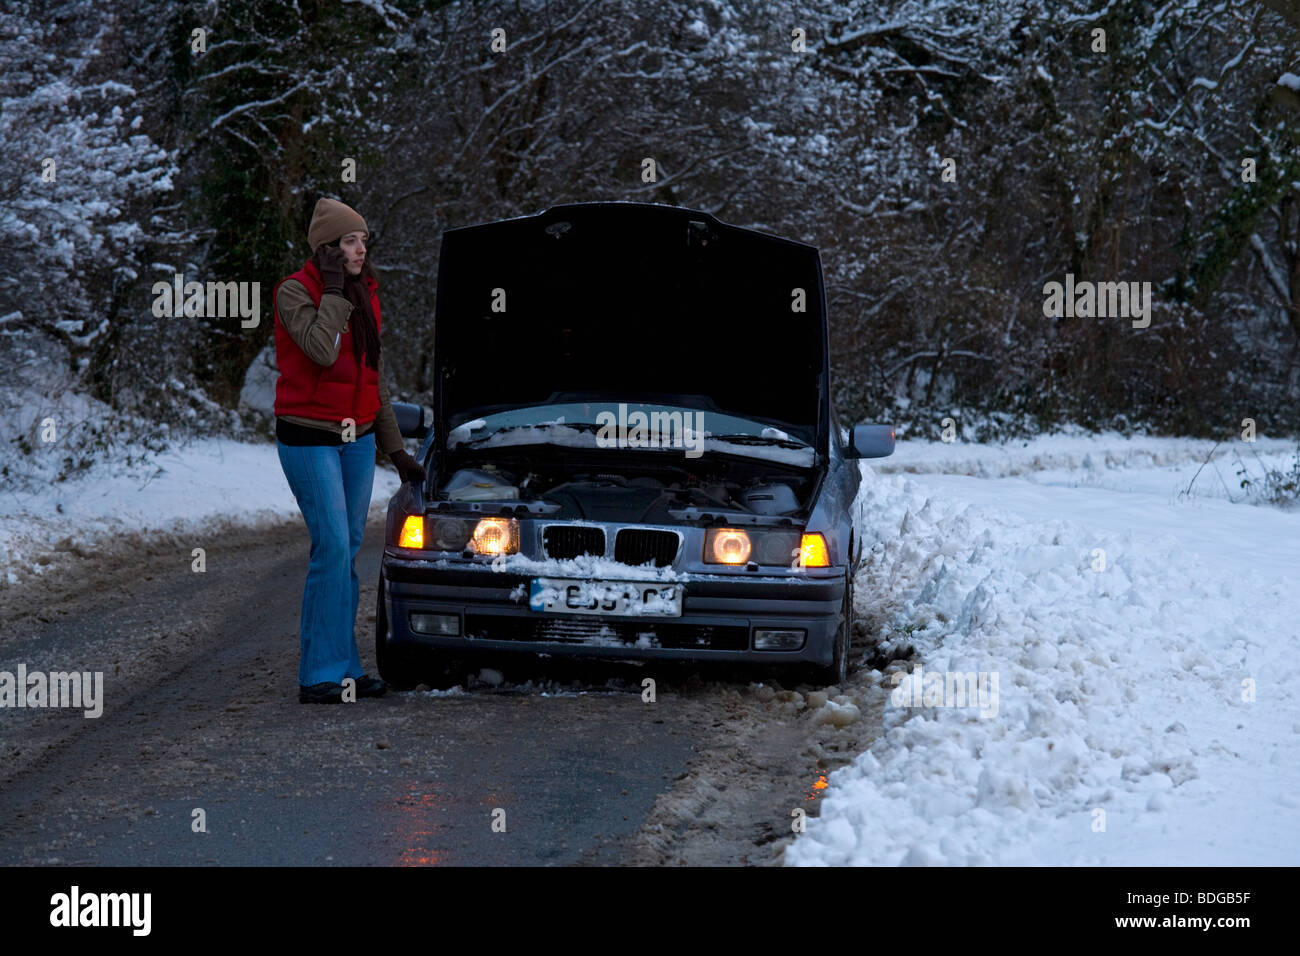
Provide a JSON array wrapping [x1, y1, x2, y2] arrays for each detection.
[[707, 433, 809, 450], [455, 421, 601, 448]]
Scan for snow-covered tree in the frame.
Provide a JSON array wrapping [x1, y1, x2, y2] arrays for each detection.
[[0, 0, 188, 485]]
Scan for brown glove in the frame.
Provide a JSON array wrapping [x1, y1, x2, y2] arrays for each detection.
[[389, 449, 426, 485], [318, 244, 347, 296]]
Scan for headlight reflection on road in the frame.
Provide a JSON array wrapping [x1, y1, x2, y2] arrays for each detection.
[[805, 774, 828, 801], [395, 788, 451, 867]]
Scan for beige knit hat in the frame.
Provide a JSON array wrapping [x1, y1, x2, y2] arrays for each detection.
[[307, 197, 368, 252]]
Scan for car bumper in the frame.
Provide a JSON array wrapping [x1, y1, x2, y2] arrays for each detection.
[[381, 553, 846, 666]]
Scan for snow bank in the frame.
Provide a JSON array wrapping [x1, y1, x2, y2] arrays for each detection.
[[1, 437, 403, 582], [876, 432, 1295, 489], [786, 440, 1300, 865]]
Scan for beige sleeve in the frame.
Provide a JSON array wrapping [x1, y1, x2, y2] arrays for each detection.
[[276, 279, 354, 367], [372, 350, 406, 457]]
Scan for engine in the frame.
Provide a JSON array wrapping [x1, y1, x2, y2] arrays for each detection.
[[438, 458, 808, 522]]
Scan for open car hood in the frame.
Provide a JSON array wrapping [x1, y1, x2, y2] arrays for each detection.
[[432, 202, 830, 455]]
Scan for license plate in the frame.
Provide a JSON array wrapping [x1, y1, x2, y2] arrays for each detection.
[[529, 578, 683, 617]]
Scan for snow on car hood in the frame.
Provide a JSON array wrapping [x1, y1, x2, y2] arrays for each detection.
[[432, 201, 830, 453], [444, 416, 817, 467]]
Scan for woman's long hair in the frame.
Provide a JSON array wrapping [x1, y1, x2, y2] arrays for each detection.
[[310, 241, 381, 371]]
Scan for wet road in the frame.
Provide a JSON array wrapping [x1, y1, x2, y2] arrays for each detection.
[[0, 516, 707, 865]]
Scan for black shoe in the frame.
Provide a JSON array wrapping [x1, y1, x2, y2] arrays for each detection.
[[354, 674, 387, 698], [299, 681, 346, 704]]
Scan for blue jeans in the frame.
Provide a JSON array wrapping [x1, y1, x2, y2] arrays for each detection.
[[277, 433, 375, 686]]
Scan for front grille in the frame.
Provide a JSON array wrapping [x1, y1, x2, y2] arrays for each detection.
[[464, 614, 748, 651], [543, 525, 605, 559], [615, 529, 680, 568]]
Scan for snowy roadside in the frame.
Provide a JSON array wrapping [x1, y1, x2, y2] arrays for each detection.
[[1, 437, 403, 588], [786, 435, 1300, 865], [875, 431, 1297, 491]]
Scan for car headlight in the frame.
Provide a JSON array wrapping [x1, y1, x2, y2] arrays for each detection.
[[432, 516, 473, 551], [707, 528, 748, 564], [753, 529, 802, 565], [397, 515, 477, 551], [470, 517, 520, 555], [705, 528, 750, 564], [704, 528, 823, 567]]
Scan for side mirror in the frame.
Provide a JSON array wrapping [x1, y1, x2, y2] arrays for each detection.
[[847, 423, 895, 459], [393, 401, 432, 439]]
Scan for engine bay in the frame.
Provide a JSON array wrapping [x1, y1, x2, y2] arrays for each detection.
[[435, 449, 817, 524]]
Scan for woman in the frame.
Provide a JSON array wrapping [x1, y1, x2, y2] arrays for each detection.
[[272, 197, 426, 704]]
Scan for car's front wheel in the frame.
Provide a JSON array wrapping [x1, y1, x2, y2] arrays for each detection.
[[809, 575, 852, 687]]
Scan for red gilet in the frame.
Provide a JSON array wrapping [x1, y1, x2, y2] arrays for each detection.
[[272, 260, 382, 425]]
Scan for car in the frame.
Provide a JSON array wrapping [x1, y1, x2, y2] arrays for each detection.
[[377, 201, 894, 689]]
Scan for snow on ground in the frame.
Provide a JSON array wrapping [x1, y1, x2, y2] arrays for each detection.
[[1, 437, 403, 583], [787, 434, 1300, 865], [875, 430, 1296, 490]]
